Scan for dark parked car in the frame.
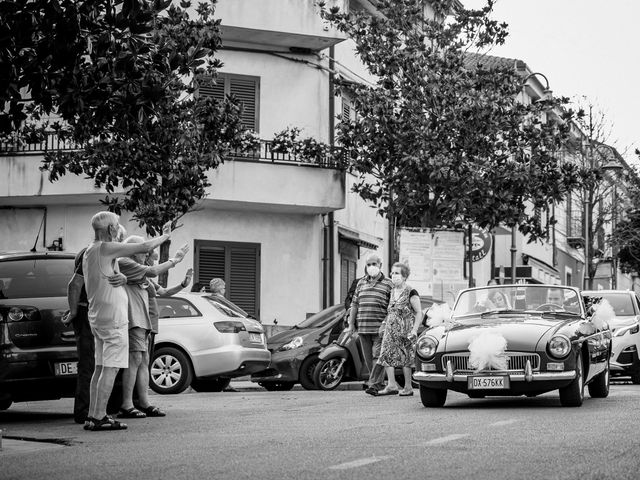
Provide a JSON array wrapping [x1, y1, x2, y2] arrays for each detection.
[[252, 296, 439, 391], [0, 251, 77, 410], [251, 305, 346, 391], [413, 285, 612, 407]]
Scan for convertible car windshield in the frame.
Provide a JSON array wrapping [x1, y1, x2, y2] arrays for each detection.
[[452, 285, 583, 318]]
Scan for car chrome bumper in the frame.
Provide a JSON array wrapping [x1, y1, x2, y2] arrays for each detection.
[[412, 371, 576, 383]]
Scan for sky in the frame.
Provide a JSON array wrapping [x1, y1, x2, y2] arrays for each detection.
[[463, 0, 640, 164]]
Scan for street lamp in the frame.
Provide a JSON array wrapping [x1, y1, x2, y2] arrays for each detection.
[[509, 72, 552, 284]]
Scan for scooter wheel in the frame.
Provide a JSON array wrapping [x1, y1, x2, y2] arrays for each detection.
[[313, 357, 345, 391]]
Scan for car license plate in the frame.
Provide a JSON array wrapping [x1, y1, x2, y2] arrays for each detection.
[[249, 333, 262, 343], [468, 376, 509, 390], [54, 361, 78, 376]]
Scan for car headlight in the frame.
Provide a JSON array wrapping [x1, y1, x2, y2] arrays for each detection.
[[548, 335, 571, 359], [416, 335, 438, 359], [614, 323, 640, 337], [280, 336, 304, 351]]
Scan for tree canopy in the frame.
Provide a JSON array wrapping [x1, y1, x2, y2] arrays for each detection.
[[319, 0, 584, 241], [1, 0, 246, 235]]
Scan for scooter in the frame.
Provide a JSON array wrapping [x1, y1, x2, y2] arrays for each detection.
[[313, 328, 370, 391]]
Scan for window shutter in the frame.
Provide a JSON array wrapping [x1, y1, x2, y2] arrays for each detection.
[[341, 99, 351, 123], [229, 246, 258, 317], [197, 246, 225, 291], [198, 77, 225, 101], [229, 77, 258, 131]]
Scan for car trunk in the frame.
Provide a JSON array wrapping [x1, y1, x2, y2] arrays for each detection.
[[1, 297, 74, 349]]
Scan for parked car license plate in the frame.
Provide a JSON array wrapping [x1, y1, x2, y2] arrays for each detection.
[[54, 361, 78, 376], [468, 376, 509, 390], [249, 333, 263, 343]]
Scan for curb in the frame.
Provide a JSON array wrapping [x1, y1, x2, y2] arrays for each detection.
[[229, 380, 365, 392]]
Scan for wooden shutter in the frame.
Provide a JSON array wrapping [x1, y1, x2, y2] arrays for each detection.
[[342, 99, 351, 123], [229, 245, 259, 317], [229, 76, 258, 132], [198, 77, 225, 101], [195, 240, 260, 318], [197, 246, 225, 291]]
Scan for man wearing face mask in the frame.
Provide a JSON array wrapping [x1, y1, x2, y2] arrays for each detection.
[[347, 253, 393, 395]]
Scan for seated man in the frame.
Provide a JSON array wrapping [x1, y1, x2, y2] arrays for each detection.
[[545, 288, 565, 310]]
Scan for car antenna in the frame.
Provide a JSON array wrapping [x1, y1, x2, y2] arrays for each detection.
[[30, 214, 46, 252]]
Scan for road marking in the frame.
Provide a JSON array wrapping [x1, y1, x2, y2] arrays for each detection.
[[424, 433, 470, 445], [328, 456, 392, 470], [489, 419, 519, 427]]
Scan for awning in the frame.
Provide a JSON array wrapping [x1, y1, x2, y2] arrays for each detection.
[[337, 226, 380, 250]]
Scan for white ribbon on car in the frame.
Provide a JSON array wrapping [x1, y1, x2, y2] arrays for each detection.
[[468, 332, 508, 372], [426, 303, 452, 328]]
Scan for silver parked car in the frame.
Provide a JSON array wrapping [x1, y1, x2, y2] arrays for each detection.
[[152, 292, 271, 394]]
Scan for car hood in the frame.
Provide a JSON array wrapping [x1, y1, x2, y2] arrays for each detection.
[[444, 318, 558, 352], [267, 327, 318, 348], [608, 315, 639, 330]]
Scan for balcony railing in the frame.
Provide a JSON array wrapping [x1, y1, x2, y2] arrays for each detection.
[[0, 131, 345, 170]]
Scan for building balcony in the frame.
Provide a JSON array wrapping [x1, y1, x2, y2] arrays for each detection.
[[0, 133, 346, 214], [215, 0, 347, 52]]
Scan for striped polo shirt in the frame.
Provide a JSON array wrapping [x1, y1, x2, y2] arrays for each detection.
[[352, 273, 392, 335]]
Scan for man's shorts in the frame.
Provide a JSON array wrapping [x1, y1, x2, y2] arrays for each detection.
[[91, 323, 129, 368], [128, 327, 150, 353]]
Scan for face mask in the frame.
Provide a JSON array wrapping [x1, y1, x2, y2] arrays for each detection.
[[391, 274, 403, 286], [366, 265, 380, 277]]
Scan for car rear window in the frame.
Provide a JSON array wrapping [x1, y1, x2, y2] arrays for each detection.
[[157, 297, 201, 318], [0, 257, 75, 299]]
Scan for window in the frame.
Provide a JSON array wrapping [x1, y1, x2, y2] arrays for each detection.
[[339, 239, 359, 303], [198, 73, 260, 132], [0, 257, 74, 299], [194, 240, 261, 319], [157, 298, 201, 318]]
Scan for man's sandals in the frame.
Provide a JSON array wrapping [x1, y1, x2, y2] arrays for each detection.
[[135, 405, 166, 417], [118, 407, 147, 419], [84, 415, 128, 431]]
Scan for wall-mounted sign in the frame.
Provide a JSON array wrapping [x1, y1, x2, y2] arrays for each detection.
[[470, 227, 492, 262]]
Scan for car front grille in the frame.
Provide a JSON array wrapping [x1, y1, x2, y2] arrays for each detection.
[[442, 352, 540, 373]]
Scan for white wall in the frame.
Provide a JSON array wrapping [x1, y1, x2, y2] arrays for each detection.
[[0, 203, 324, 327], [216, 50, 331, 141]]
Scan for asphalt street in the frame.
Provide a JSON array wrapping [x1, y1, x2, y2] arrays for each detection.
[[1, 379, 639, 480]]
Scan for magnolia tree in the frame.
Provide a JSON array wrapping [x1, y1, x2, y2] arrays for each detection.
[[318, 0, 585, 241], [2, 1, 247, 248]]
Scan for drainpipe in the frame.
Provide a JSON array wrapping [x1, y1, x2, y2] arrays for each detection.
[[327, 45, 336, 307]]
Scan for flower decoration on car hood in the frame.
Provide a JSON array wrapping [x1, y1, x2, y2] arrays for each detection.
[[591, 298, 615, 330], [468, 332, 508, 372]]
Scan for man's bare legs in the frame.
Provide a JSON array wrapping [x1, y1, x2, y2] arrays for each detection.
[[134, 352, 151, 409], [121, 351, 143, 411], [89, 365, 120, 420]]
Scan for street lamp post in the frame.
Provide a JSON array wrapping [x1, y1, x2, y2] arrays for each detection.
[[510, 72, 552, 284]]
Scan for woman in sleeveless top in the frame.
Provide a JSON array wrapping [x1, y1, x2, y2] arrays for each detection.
[[376, 262, 422, 396]]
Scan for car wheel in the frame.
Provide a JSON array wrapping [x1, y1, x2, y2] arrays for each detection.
[[299, 354, 320, 390], [313, 357, 345, 391], [150, 346, 194, 395], [559, 351, 584, 407], [191, 377, 231, 393], [259, 381, 295, 391], [588, 358, 610, 398], [0, 397, 12, 410], [419, 384, 447, 407], [631, 371, 640, 385]]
